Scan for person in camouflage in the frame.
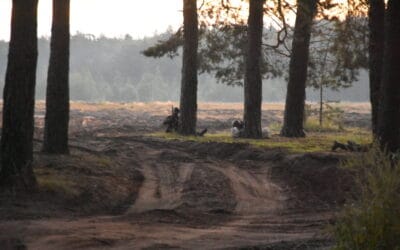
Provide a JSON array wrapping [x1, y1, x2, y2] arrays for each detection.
[[163, 107, 180, 133]]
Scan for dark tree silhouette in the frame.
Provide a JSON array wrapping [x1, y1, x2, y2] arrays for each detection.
[[0, 0, 38, 190], [368, 0, 385, 137], [280, 0, 317, 137], [179, 0, 198, 135], [43, 0, 70, 154], [243, 0, 265, 138], [379, 0, 400, 153]]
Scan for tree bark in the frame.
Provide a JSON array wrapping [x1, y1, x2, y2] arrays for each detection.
[[368, 0, 385, 137], [179, 0, 198, 135], [0, 0, 38, 191], [280, 0, 317, 137], [43, 0, 70, 154], [243, 0, 264, 139], [379, 0, 400, 153]]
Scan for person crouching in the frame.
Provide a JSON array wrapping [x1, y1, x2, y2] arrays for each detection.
[[231, 120, 244, 138], [231, 120, 270, 139]]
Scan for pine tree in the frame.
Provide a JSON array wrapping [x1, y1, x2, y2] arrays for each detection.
[[0, 0, 39, 191], [243, 0, 265, 138], [280, 0, 318, 137], [379, 0, 400, 152], [368, 0, 385, 137], [179, 0, 199, 135], [43, 0, 70, 154]]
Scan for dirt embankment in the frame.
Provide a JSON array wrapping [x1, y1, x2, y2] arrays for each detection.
[[0, 102, 360, 249]]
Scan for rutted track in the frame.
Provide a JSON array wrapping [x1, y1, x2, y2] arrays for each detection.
[[0, 102, 356, 249], [0, 135, 336, 249]]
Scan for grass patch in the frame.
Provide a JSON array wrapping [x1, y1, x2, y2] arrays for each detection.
[[149, 128, 372, 153], [332, 144, 400, 249], [36, 174, 79, 198], [304, 117, 344, 133], [79, 154, 113, 168]]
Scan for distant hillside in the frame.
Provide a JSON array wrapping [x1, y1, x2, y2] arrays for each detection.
[[0, 33, 369, 103]]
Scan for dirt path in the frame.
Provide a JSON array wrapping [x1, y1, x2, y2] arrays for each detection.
[[0, 102, 355, 249], [1, 134, 336, 249]]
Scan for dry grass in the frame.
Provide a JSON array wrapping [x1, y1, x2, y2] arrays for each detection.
[[30, 101, 370, 112]]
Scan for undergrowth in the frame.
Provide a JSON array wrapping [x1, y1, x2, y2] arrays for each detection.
[[304, 103, 345, 132], [333, 144, 400, 250], [304, 117, 344, 132], [35, 173, 79, 198], [150, 128, 371, 153]]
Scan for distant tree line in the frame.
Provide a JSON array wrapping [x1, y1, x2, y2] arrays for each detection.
[[0, 33, 369, 103]]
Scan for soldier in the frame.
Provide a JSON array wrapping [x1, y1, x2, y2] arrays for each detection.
[[163, 107, 180, 133], [163, 106, 208, 136], [231, 119, 270, 138], [231, 120, 244, 138]]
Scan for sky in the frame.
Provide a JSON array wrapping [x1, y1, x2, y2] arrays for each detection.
[[0, 0, 183, 41]]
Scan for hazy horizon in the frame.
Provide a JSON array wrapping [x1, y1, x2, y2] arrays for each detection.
[[0, 0, 183, 41]]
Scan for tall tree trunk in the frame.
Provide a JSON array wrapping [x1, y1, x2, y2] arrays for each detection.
[[179, 0, 198, 135], [0, 0, 38, 191], [243, 0, 264, 139], [43, 0, 70, 154], [280, 0, 317, 137], [379, 0, 400, 153], [369, 0, 385, 137]]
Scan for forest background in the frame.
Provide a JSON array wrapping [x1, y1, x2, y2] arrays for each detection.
[[0, 31, 369, 103]]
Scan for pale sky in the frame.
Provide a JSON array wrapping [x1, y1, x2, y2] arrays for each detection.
[[0, 0, 183, 41]]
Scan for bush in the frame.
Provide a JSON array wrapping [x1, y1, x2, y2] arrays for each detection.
[[304, 103, 344, 132], [333, 144, 400, 250], [304, 116, 341, 132]]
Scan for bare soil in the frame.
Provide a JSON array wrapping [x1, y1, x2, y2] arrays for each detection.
[[0, 102, 367, 249]]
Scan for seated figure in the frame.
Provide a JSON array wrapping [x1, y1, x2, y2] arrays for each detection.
[[163, 107, 180, 133], [231, 120, 244, 138], [231, 119, 270, 138], [163, 107, 208, 136]]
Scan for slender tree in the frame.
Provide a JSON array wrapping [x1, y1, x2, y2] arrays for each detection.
[[368, 0, 385, 137], [280, 0, 318, 137], [43, 0, 70, 154], [378, 0, 400, 153], [243, 0, 265, 138], [179, 0, 199, 135], [0, 0, 38, 191]]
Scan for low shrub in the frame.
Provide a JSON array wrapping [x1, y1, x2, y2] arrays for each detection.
[[333, 144, 400, 250]]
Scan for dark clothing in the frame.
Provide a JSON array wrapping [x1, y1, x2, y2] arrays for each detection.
[[163, 108, 180, 133]]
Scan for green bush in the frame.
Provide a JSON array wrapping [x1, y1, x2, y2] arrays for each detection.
[[304, 116, 341, 132], [333, 144, 400, 250], [304, 103, 345, 132]]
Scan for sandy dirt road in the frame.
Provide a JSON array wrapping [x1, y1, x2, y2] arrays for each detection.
[[0, 102, 359, 249]]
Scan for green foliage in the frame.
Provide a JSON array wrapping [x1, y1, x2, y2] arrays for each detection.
[[143, 24, 285, 86], [199, 25, 249, 86], [305, 117, 340, 132], [142, 28, 183, 58], [333, 145, 400, 250], [307, 18, 367, 92], [304, 103, 344, 132], [324, 103, 345, 130], [304, 103, 345, 132]]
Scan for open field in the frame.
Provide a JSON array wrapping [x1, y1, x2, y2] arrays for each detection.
[[0, 102, 371, 249]]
